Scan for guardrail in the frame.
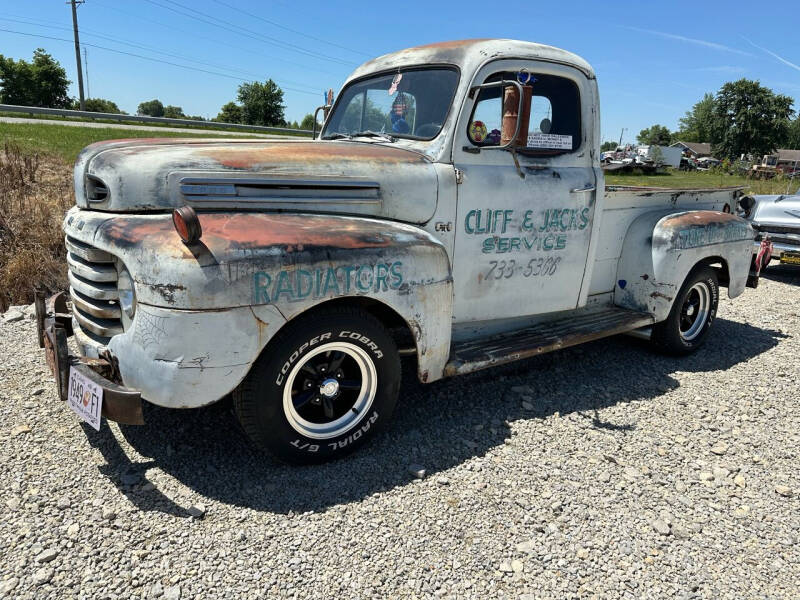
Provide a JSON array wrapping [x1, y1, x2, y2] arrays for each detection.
[[0, 104, 313, 136]]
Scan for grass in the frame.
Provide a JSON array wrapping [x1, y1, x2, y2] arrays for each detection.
[[0, 121, 269, 163], [605, 168, 797, 195], [0, 142, 72, 311]]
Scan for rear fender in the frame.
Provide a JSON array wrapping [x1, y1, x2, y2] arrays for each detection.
[[615, 210, 755, 321]]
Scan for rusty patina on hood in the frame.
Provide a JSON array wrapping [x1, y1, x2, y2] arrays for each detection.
[[73, 138, 439, 224]]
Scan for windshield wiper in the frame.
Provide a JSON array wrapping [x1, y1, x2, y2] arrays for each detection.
[[352, 130, 396, 142], [321, 132, 352, 140]]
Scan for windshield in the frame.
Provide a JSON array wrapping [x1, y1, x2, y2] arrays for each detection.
[[323, 67, 459, 141]]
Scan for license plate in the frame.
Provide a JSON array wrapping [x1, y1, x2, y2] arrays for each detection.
[[67, 367, 103, 431], [780, 251, 800, 265]]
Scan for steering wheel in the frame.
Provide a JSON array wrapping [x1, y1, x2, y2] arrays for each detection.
[[415, 122, 442, 138]]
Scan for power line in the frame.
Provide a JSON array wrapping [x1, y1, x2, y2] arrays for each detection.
[[142, 0, 357, 67], [0, 27, 320, 96], [210, 0, 370, 58], [90, 4, 350, 77], [0, 16, 313, 86]]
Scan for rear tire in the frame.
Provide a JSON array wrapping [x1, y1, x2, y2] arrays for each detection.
[[233, 306, 400, 464], [651, 265, 719, 355]]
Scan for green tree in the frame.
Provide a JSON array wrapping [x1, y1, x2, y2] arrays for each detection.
[[137, 98, 164, 117], [300, 113, 321, 131], [600, 140, 617, 152], [787, 117, 800, 149], [709, 79, 795, 159], [215, 101, 242, 123], [676, 93, 714, 142], [636, 124, 673, 146], [72, 97, 124, 114], [163, 105, 185, 119], [0, 48, 71, 107], [237, 79, 285, 126]]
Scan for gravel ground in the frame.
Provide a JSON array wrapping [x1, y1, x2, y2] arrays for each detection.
[[1, 266, 798, 599]]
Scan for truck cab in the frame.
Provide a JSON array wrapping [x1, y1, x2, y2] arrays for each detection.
[[38, 39, 760, 463]]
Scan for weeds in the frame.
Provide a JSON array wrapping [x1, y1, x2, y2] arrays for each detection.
[[0, 142, 72, 311]]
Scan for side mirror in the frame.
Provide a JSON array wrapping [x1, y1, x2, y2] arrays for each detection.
[[467, 80, 527, 150], [312, 104, 331, 140]]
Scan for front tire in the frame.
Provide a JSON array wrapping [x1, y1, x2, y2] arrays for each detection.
[[233, 306, 400, 464], [651, 265, 719, 355]]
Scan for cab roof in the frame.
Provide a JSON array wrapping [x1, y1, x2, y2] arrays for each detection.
[[347, 39, 595, 83]]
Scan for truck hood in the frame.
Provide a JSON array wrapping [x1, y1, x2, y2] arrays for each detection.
[[73, 138, 439, 224], [748, 193, 800, 231]]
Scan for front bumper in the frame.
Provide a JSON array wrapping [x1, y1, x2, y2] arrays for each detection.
[[35, 291, 144, 425]]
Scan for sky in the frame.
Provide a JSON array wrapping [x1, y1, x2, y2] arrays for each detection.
[[1, 0, 798, 144]]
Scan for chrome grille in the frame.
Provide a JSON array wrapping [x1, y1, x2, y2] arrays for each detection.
[[66, 236, 124, 342]]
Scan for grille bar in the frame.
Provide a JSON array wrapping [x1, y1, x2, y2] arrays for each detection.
[[65, 236, 114, 263], [65, 238, 123, 344], [70, 287, 121, 320], [67, 252, 118, 283], [68, 271, 118, 300], [72, 305, 124, 337]]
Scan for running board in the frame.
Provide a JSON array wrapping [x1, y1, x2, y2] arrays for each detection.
[[445, 307, 654, 377]]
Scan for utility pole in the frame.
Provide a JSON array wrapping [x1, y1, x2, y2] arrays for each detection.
[[69, 0, 86, 110], [83, 47, 90, 99], [617, 127, 627, 149]]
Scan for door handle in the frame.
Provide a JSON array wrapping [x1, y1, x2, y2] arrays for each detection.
[[570, 185, 596, 193]]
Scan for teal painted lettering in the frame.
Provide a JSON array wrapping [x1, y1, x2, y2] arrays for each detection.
[[543, 233, 555, 250], [509, 237, 521, 252], [560, 209, 571, 231], [356, 265, 372, 292], [390, 261, 403, 287], [322, 267, 340, 296], [522, 210, 534, 232], [464, 209, 477, 234], [252, 272, 271, 304], [375, 263, 389, 292], [340, 265, 356, 293], [568, 209, 578, 230], [555, 234, 567, 250], [296, 269, 313, 299], [274, 270, 294, 301], [578, 207, 590, 229], [502, 209, 513, 234], [315, 269, 323, 296], [482, 238, 496, 253], [538, 210, 550, 232], [497, 238, 510, 253]]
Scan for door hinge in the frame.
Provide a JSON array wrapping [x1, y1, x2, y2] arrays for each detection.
[[454, 168, 464, 184]]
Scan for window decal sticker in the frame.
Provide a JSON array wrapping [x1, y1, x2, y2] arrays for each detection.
[[526, 133, 572, 149]]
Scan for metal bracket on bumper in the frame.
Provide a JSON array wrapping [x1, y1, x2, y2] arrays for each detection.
[[34, 290, 144, 426]]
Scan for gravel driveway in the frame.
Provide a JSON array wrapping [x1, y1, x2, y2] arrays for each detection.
[[1, 266, 798, 599]]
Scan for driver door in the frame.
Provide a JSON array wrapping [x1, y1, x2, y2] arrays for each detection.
[[451, 59, 599, 324]]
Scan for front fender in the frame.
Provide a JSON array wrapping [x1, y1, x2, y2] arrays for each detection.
[[615, 210, 755, 321], [81, 210, 453, 384]]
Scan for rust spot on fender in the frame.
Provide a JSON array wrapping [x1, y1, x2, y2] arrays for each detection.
[[97, 213, 428, 258], [660, 211, 744, 228], [197, 141, 426, 169]]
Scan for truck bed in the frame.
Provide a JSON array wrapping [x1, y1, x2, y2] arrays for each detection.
[[588, 186, 743, 296]]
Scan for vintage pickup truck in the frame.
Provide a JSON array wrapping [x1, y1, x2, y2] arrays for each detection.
[[37, 39, 764, 463]]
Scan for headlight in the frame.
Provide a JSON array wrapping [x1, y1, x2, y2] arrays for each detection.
[[117, 265, 137, 319]]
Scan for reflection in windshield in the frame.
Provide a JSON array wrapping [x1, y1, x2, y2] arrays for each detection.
[[323, 68, 459, 141]]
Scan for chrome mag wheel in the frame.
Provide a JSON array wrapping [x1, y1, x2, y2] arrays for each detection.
[[679, 282, 711, 341], [282, 342, 377, 440]]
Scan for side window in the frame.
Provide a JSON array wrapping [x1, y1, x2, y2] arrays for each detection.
[[468, 72, 581, 152]]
